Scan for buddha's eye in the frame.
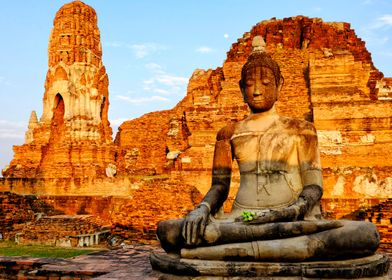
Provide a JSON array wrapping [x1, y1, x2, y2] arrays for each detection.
[[246, 79, 254, 86], [262, 78, 271, 85]]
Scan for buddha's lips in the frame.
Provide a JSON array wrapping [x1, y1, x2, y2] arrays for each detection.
[[252, 98, 267, 103]]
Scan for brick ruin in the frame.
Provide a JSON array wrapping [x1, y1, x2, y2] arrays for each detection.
[[1, 1, 392, 245], [113, 16, 392, 241], [3, 1, 115, 179], [116, 16, 392, 208]]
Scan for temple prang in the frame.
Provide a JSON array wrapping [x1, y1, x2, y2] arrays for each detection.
[[3, 1, 115, 179]]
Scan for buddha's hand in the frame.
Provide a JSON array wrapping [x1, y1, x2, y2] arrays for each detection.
[[249, 210, 281, 224], [249, 203, 306, 224], [182, 204, 210, 246]]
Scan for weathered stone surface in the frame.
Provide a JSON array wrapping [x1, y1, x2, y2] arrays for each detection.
[[3, 1, 115, 179], [114, 110, 176, 176], [151, 252, 390, 279], [0, 192, 37, 240], [0, 177, 203, 243], [0, 192, 111, 247], [14, 215, 109, 247], [0, 245, 390, 280]]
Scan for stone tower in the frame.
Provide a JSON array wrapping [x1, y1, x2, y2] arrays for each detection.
[[4, 1, 115, 178]]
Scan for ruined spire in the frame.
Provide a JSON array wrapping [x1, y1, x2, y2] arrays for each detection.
[[28, 111, 38, 129]]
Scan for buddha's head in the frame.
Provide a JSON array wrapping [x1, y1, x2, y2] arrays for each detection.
[[239, 36, 283, 113]]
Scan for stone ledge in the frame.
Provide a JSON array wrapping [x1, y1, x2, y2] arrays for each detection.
[[150, 253, 389, 279]]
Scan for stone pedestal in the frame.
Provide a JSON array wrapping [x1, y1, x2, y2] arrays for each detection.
[[150, 253, 389, 279]]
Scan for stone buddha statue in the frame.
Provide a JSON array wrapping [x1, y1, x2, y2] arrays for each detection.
[[155, 37, 380, 264]]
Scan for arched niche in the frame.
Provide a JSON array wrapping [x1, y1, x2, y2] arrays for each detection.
[[54, 65, 68, 80], [49, 93, 65, 143]]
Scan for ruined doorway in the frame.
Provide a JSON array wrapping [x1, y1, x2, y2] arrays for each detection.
[[38, 93, 66, 176], [49, 93, 65, 143]]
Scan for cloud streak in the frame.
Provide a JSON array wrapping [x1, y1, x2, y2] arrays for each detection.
[[105, 41, 168, 58], [0, 120, 26, 139], [196, 46, 215, 54], [142, 63, 188, 97], [360, 15, 392, 48], [378, 15, 392, 26], [115, 95, 169, 104], [109, 118, 128, 126], [367, 14, 392, 30], [0, 76, 11, 86]]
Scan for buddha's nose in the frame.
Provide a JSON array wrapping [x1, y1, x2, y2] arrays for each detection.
[[253, 81, 262, 96]]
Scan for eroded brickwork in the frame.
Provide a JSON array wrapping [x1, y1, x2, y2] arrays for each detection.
[[14, 215, 108, 247], [3, 1, 115, 179], [115, 16, 391, 215]]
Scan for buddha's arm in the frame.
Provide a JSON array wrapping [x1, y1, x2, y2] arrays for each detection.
[[249, 184, 322, 224], [182, 125, 234, 245], [202, 138, 233, 215]]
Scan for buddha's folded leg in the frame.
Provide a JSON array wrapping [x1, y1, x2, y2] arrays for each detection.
[[310, 220, 379, 260], [181, 220, 379, 261], [157, 219, 184, 253], [203, 220, 342, 245], [181, 235, 319, 261]]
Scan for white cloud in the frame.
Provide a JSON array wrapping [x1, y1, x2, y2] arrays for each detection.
[[105, 41, 124, 48], [313, 6, 322, 12], [360, 15, 392, 48], [196, 46, 215, 54], [156, 74, 188, 87], [152, 88, 170, 95], [142, 63, 188, 97], [367, 14, 392, 30], [379, 15, 392, 26], [143, 79, 154, 86], [0, 120, 25, 128], [105, 41, 168, 58], [109, 118, 128, 126], [129, 43, 168, 59], [0, 76, 11, 86], [0, 131, 24, 139], [145, 62, 165, 72], [0, 120, 26, 139], [116, 95, 169, 104]]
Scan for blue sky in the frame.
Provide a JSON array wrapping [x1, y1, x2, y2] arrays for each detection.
[[0, 0, 391, 171]]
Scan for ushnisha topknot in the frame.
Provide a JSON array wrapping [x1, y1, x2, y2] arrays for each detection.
[[240, 36, 282, 86]]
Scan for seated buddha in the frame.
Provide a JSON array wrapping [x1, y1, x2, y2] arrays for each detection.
[[156, 36, 379, 262]]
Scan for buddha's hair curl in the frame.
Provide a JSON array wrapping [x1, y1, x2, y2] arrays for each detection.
[[240, 52, 282, 86]]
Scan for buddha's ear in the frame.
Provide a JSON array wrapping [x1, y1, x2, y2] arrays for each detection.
[[239, 79, 247, 101], [277, 75, 284, 92]]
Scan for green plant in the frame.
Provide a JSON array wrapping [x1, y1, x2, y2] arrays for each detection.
[[241, 211, 256, 222]]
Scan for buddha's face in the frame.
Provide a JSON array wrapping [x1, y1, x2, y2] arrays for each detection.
[[240, 66, 281, 113]]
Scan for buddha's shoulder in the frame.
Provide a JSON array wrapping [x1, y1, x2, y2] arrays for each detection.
[[278, 116, 317, 135], [216, 122, 237, 141]]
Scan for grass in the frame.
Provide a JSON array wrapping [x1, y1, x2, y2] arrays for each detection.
[[0, 241, 103, 258]]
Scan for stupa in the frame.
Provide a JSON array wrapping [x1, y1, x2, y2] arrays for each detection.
[[3, 1, 115, 178]]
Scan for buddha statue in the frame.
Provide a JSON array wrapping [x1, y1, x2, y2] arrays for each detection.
[[155, 36, 380, 263]]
